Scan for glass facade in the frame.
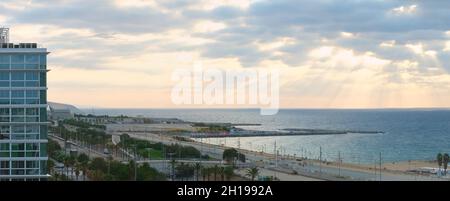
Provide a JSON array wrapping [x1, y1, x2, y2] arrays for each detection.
[[0, 48, 48, 181]]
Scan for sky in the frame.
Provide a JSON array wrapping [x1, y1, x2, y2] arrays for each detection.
[[1, 0, 450, 109]]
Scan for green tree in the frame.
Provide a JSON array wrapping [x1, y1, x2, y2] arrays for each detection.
[[80, 162, 89, 181], [77, 153, 89, 165], [246, 167, 259, 181], [213, 165, 219, 181], [47, 160, 55, 176], [224, 166, 234, 181], [74, 162, 81, 181], [176, 163, 195, 181], [203, 167, 211, 181], [238, 153, 246, 163], [437, 153, 443, 173], [53, 172, 59, 181], [444, 153, 449, 175], [63, 156, 70, 177], [137, 163, 166, 181], [67, 156, 76, 178], [222, 148, 239, 164], [170, 159, 177, 181], [201, 166, 207, 181], [90, 157, 107, 173], [128, 160, 137, 181], [194, 163, 201, 181], [219, 166, 225, 181]]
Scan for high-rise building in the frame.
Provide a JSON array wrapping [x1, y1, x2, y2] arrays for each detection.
[[0, 28, 49, 181]]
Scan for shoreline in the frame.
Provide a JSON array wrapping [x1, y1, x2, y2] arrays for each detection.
[[116, 131, 445, 181]]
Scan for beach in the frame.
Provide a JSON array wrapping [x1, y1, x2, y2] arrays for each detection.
[[110, 130, 448, 181]]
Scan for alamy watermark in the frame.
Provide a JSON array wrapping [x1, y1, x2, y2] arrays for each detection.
[[171, 62, 279, 115]]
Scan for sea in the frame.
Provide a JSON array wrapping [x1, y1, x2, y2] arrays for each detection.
[[82, 108, 450, 164]]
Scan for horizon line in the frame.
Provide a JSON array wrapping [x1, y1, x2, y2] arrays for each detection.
[[75, 106, 450, 110]]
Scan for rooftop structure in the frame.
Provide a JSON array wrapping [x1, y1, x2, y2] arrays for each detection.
[[0, 28, 9, 43]]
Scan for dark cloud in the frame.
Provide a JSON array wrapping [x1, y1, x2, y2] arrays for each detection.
[[5, 0, 187, 34], [2, 0, 450, 71]]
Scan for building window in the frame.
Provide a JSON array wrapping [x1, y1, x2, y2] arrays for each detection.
[[0, 72, 9, 80], [11, 55, 25, 63], [11, 72, 25, 80], [0, 143, 9, 151], [0, 55, 10, 63], [26, 54, 39, 63], [12, 108, 24, 115], [0, 91, 9, 98], [26, 72, 39, 80]]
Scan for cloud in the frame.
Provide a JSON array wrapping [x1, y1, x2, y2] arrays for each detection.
[[2, 0, 450, 108]]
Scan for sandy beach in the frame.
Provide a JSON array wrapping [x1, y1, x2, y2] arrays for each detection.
[[111, 129, 448, 181]]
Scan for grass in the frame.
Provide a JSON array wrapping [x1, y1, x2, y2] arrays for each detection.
[[140, 148, 164, 160]]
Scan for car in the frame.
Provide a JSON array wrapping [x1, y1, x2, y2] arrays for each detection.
[[103, 148, 110, 155]]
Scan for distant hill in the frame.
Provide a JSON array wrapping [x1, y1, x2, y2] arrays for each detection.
[[48, 102, 85, 115]]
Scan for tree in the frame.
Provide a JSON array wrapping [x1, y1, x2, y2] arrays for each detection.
[[194, 163, 201, 181], [213, 165, 219, 181], [107, 155, 113, 175], [444, 153, 449, 175], [246, 167, 259, 181], [437, 153, 443, 174], [219, 166, 225, 181], [63, 156, 70, 177], [175, 163, 194, 181], [67, 156, 76, 179], [74, 162, 81, 181], [81, 162, 88, 181], [53, 172, 59, 181], [201, 166, 207, 181], [90, 157, 107, 173], [238, 153, 246, 163], [136, 163, 167, 181], [224, 166, 234, 181], [47, 160, 55, 176], [170, 159, 177, 181], [128, 160, 137, 181], [77, 153, 89, 165], [205, 167, 211, 181], [222, 148, 239, 164]]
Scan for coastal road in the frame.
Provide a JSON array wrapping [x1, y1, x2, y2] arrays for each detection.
[[116, 131, 450, 181]]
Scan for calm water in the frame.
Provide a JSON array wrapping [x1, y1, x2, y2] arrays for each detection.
[[84, 109, 450, 164]]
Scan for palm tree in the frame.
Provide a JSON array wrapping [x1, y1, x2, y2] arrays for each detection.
[[206, 167, 211, 181], [201, 167, 207, 181], [107, 155, 113, 175], [194, 163, 201, 181], [437, 153, 443, 174], [54, 172, 59, 181], [220, 167, 225, 181], [213, 165, 218, 181], [63, 157, 70, 177], [47, 160, 55, 176], [443, 153, 449, 175], [224, 166, 234, 181], [170, 159, 177, 181], [81, 162, 88, 181], [75, 163, 81, 181], [68, 156, 76, 178], [246, 167, 259, 181]]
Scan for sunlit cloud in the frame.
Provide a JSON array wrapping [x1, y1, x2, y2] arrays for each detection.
[[380, 40, 396, 47], [340, 32, 355, 38], [1, 0, 449, 108], [391, 5, 417, 15], [256, 37, 296, 51], [193, 20, 226, 33], [444, 41, 450, 51]]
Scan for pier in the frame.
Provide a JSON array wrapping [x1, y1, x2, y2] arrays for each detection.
[[190, 128, 384, 138]]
